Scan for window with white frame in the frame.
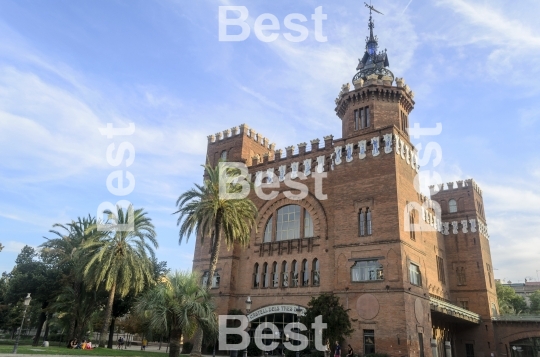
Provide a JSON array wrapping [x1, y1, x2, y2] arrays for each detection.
[[351, 260, 384, 282], [449, 199, 457, 213], [409, 263, 422, 286]]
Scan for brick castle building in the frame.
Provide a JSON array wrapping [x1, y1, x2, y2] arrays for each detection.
[[192, 7, 540, 357]]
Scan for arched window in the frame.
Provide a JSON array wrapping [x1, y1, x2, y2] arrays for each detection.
[[262, 263, 269, 288], [302, 259, 309, 286], [304, 210, 314, 237], [272, 262, 279, 288], [263, 217, 273, 243], [281, 261, 289, 287], [212, 272, 220, 288], [312, 259, 320, 286], [358, 209, 365, 236], [449, 199, 457, 213], [220, 150, 227, 160], [253, 263, 260, 288], [277, 205, 301, 240], [409, 212, 416, 241], [291, 260, 299, 287], [367, 209, 372, 235]]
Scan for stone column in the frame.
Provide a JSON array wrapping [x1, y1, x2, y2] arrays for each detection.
[[445, 341, 452, 357], [431, 339, 438, 357]]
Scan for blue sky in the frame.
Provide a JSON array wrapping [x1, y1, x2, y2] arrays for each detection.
[[0, 0, 539, 283]]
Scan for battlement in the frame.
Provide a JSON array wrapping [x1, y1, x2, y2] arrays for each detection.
[[335, 76, 415, 107], [428, 179, 482, 197], [207, 124, 275, 151]]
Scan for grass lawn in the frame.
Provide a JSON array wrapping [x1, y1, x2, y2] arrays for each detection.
[[0, 344, 187, 356]]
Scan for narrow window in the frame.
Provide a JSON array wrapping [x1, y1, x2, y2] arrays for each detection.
[[351, 260, 384, 282], [220, 150, 227, 161], [460, 300, 469, 310], [365, 107, 370, 128], [212, 271, 220, 288], [364, 330, 375, 355], [272, 262, 279, 288], [436, 256, 445, 284], [302, 259, 309, 286], [358, 209, 365, 237], [418, 333, 425, 357], [360, 108, 366, 129], [253, 264, 259, 288], [367, 208, 372, 235], [312, 259, 320, 286], [263, 216, 273, 243], [281, 261, 289, 287], [304, 210, 314, 238], [409, 263, 422, 286], [354, 110, 359, 131], [292, 260, 299, 287], [262, 263, 269, 288], [448, 199, 458, 213], [409, 212, 416, 240]]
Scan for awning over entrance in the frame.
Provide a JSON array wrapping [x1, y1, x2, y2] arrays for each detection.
[[430, 297, 481, 324]]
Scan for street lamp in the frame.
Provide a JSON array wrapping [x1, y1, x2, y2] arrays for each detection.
[[243, 297, 252, 357], [295, 306, 303, 357], [12, 293, 32, 354]]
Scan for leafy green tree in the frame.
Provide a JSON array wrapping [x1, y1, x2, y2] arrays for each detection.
[[6, 245, 61, 345], [174, 163, 258, 357], [83, 205, 158, 348], [41, 216, 103, 340], [135, 271, 217, 357], [496, 282, 528, 314], [300, 294, 354, 355], [529, 290, 540, 315]]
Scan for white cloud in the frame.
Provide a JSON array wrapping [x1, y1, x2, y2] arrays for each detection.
[[1, 240, 36, 254]]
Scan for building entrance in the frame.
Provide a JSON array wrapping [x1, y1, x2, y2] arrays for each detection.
[[249, 310, 311, 355]]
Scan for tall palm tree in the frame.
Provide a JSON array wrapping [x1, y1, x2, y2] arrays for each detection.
[[84, 205, 158, 348], [41, 215, 97, 340], [174, 163, 258, 357], [135, 271, 218, 357]]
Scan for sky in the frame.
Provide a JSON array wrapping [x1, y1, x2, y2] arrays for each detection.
[[0, 0, 539, 283]]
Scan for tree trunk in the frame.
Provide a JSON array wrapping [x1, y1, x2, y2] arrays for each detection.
[[107, 317, 116, 349], [191, 212, 223, 357], [43, 315, 50, 342], [99, 282, 116, 348], [33, 307, 47, 346], [169, 328, 182, 357]]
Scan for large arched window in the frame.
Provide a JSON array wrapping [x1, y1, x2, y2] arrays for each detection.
[[262, 263, 269, 288], [272, 262, 279, 288], [262, 205, 315, 242], [449, 199, 457, 213], [312, 259, 320, 286], [277, 205, 301, 240], [291, 260, 299, 287], [302, 259, 309, 286], [263, 217, 273, 243], [253, 263, 260, 288], [220, 150, 227, 160], [281, 261, 289, 287]]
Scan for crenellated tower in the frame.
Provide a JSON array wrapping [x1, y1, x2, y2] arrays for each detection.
[[335, 6, 415, 140]]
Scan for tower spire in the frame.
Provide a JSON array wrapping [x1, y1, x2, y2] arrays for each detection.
[[353, 3, 392, 83]]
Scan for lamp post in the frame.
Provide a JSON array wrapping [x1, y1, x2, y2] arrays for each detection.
[[295, 306, 303, 357], [12, 293, 32, 354], [243, 297, 252, 357]]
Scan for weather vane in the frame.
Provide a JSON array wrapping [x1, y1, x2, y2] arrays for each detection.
[[364, 2, 384, 15]]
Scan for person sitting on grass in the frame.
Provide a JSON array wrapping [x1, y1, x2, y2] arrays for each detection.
[[85, 340, 93, 350], [70, 339, 78, 349]]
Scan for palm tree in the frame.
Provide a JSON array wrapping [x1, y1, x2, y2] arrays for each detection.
[[174, 163, 258, 357], [41, 215, 98, 340], [83, 205, 158, 348], [135, 271, 218, 357]]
